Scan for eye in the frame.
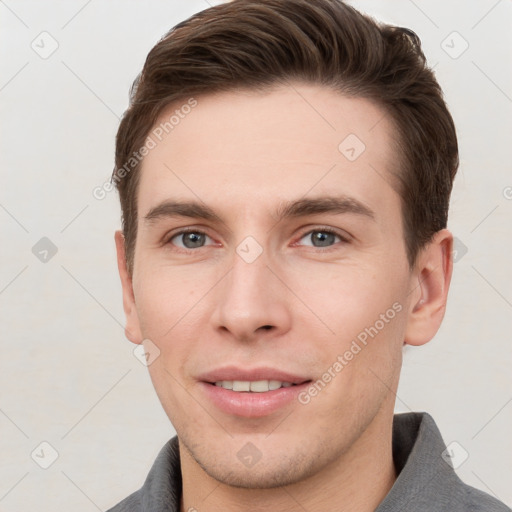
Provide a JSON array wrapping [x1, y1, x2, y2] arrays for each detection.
[[168, 230, 214, 249], [297, 229, 347, 248]]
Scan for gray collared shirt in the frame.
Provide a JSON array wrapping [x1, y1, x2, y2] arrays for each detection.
[[106, 412, 510, 511]]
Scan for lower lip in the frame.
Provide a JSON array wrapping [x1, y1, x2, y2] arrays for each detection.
[[199, 381, 311, 418]]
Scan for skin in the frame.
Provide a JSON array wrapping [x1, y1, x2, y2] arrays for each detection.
[[115, 83, 453, 511]]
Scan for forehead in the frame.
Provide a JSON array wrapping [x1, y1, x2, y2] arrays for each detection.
[[137, 83, 401, 223]]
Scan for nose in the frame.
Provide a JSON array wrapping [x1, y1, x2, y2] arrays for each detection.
[[211, 247, 292, 343]]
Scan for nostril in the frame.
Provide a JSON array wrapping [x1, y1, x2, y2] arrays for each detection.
[[260, 325, 273, 330]]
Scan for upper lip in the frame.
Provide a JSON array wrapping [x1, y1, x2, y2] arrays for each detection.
[[198, 366, 311, 385]]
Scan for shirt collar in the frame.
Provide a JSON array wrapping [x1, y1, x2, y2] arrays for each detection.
[[375, 411, 461, 511]]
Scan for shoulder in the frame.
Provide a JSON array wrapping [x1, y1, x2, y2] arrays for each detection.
[[384, 412, 511, 512], [457, 482, 511, 512]]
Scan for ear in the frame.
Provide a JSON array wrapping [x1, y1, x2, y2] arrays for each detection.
[[114, 230, 143, 344], [404, 229, 453, 346]]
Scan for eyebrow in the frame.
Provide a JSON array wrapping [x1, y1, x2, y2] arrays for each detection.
[[275, 196, 375, 222], [144, 201, 218, 223], [143, 196, 376, 224]]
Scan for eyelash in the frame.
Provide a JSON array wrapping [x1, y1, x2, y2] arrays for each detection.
[[295, 226, 351, 249], [163, 228, 215, 252], [164, 226, 350, 252]]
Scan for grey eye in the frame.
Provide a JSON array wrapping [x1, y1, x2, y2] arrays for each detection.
[[171, 231, 211, 249], [298, 230, 341, 247]]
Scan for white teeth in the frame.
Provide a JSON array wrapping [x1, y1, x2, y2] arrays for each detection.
[[232, 380, 250, 392], [214, 380, 296, 392], [249, 380, 269, 392], [268, 380, 282, 390]]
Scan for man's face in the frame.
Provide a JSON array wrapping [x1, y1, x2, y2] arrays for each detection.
[[123, 83, 419, 487]]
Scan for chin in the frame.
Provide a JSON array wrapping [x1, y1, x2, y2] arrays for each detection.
[[187, 439, 321, 489], [202, 461, 314, 489]]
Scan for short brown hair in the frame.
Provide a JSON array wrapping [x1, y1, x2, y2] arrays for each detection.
[[113, 0, 458, 275]]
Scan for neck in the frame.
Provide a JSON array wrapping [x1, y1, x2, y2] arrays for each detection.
[[180, 408, 397, 512]]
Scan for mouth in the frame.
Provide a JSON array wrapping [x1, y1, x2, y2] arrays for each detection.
[[210, 379, 305, 392], [197, 367, 312, 417]]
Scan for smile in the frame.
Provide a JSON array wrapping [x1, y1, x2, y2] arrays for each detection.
[[213, 380, 296, 392]]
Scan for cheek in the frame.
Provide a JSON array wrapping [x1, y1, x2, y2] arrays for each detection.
[[286, 259, 401, 332], [285, 258, 408, 393], [133, 263, 214, 338]]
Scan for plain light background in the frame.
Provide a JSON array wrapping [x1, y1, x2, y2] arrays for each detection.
[[1, 0, 511, 510]]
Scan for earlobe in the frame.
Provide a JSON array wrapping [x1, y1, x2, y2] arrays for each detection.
[[114, 230, 143, 344], [404, 229, 453, 346]]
